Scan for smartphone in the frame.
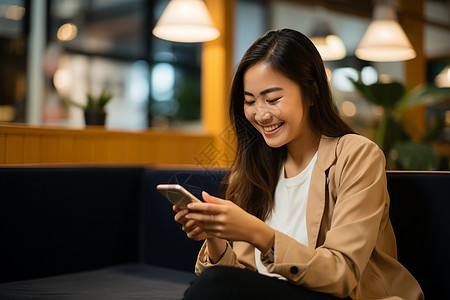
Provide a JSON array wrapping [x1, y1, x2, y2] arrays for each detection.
[[156, 184, 201, 209]]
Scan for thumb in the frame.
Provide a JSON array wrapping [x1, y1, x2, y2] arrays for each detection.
[[202, 191, 227, 204]]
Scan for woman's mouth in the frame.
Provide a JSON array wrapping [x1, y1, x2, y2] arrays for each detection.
[[263, 122, 284, 133]]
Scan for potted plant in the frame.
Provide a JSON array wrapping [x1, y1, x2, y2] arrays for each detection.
[[350, 79, 449, 170], [67, 89, 113, 126]]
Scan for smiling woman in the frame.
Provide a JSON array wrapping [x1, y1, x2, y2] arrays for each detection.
[[174, 29, 424, 300]]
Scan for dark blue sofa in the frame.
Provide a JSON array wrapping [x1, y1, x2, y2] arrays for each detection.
[[0, 167, 448, 299]]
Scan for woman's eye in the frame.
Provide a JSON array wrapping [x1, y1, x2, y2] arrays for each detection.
[[267, 97, 281, 103], [244, 100, 255, 105]]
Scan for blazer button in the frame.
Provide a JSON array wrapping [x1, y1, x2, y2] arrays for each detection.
[[290, 266, 298, 274]]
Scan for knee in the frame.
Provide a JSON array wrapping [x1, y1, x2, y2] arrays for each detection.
[[183, 267, 243, 300], [196, 266, 240, 286]]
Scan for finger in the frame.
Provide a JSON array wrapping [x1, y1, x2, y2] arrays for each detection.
[[186, 202, 219, 214], [186, 212, 217, 222], [185, 223, 208, 240], [187, 227, 208, 241], [186, 192, 227, 212], [174, 209, 190, 223], [173, 205, 181, 212], [183, 219, 199, 232], [190, 225, 204, 236], [202, 191, 228, 205]]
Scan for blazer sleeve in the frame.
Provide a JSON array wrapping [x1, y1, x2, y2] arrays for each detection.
[[261, 137, 389, 297], [195, 241, 249, 275]]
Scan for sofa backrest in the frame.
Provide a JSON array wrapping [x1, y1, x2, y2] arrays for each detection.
[[0, 167, 145, 283], [141, 168, 227, 272], [387, 171, 450, 299], [1, 166, 448, 299], [143, 169, 450, 298]]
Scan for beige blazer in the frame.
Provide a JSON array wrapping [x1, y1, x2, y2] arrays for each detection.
[[195, 134, 424, 300]]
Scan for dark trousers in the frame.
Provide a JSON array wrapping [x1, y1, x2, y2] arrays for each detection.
[[182, 266, 352, 300]]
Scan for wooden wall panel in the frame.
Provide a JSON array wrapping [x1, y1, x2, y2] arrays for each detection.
[[142, 139, 156, 164], [5, 135, 23, 164], [107, 137, 126, 162], [59, 136, 75, 163], [0, 125, 221, 166], [153, 135, 167, 164], [161, 136, 177, 164], [41, 136, 59, 163], [0, 134, 5, 164], [125, 137, 140, 163], [75, 136, 94, 163], [92, 137, 108, 163], [23, 135, 41, 163]]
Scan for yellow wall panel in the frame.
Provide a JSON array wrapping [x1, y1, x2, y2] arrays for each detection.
[[161, 136, 178, 164], [0, 125, 219, 166], [142, 139, 157, 164], [92, 137, 108, 163], [107, 137, 127, 162], [0, 134, 5, 164], [125, 137, 140, 163], [41, 135, 59, 163], [153, 135, 167, 164], [5, 135, 23, 164], [75, 136, 94, 162], [59, 135, 75, 163], [23, 135, 41, 163]]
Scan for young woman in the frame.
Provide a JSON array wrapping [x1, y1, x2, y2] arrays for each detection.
[[174, 29, 423, 300]]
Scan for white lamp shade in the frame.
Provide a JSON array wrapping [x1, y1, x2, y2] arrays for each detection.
[[311, 34, 346, 61], [356, 5, 416, 62], [435, 66, 450, 88], [153, 0, 220, 43]]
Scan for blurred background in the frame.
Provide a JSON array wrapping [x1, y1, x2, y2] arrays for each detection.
[[0, 0, 449, 169]]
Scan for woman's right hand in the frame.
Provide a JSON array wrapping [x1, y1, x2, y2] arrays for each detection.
[[174, 204, 228, 263], [173, 205, 212, 241]]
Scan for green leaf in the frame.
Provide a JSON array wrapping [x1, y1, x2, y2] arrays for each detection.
[[370, 82, 405, 108], [350, 79, 377, 104], [66, 89, 113, 112], [86, 94, 96, 111], [349, 79, 406, 108], [65, 99, 86, 110], [405, 84, 450, 107], [98, 90, 113, 108]]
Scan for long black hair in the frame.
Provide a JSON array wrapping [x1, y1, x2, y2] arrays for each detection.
[[226, 29, 354, 220]]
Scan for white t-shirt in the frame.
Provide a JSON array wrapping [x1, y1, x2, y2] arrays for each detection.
[[255, 151, 318, 278]]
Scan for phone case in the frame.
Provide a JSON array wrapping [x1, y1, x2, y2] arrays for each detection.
[[156, 184, 200, 209]]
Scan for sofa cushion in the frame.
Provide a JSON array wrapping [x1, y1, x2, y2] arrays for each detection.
[[0, 263, 195, 300]]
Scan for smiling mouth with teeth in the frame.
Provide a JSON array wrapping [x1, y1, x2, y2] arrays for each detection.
[[263, 122, 284, 132]]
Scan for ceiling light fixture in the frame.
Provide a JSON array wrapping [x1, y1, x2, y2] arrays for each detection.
[[309, 6, 346, 61], [152, 0, 219, 43], [356, 3, 416, 62]]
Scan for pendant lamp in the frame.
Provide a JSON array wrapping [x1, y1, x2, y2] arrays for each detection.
[[435, 66, 450, 88], [356, 4, 416, 62], [309, 6, 346, 61], [310, 21, 346, 61], [152, 0, 220, 43]]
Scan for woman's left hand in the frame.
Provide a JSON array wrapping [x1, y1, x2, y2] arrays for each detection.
[[185, 191, 274, 252]]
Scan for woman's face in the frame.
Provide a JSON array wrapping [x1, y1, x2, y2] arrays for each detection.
[[243, 63, 312, 149]]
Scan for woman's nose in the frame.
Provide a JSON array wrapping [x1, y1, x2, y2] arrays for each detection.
[[254, 106, 272, 123]]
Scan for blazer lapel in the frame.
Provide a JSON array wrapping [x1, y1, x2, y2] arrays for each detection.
[[306, 135, 339, 248]]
